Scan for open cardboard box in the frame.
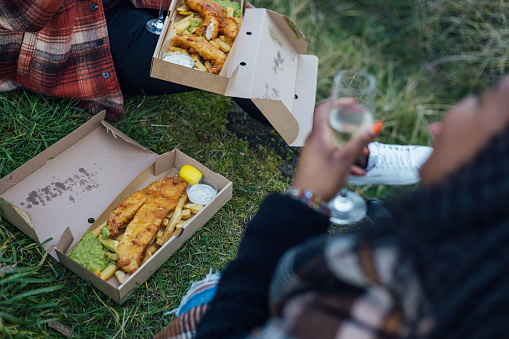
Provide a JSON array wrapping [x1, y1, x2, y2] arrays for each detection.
[[0, 112, 232, 303], [150, 1, 319, 147]]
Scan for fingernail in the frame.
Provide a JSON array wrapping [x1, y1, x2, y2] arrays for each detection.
[[372, 121, 384, 135], [428, 122, 441, 137]]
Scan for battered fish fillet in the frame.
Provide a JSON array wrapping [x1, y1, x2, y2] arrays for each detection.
[[113, 176, 187, 274], [184, 0, 239, 40], [107, 191, 148, 237], [220, 16, 239, 40], [172, 34, 226, 74]]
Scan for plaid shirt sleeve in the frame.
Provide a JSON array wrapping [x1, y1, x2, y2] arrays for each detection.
[[0, 0, 65, 31], [0, 0, 124, 121]]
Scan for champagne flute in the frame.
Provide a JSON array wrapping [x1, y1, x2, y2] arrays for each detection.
[[145, 0, 165, 35], [328, 70, 376, 224]]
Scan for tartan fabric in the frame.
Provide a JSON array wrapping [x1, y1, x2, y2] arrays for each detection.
[[258, 235, 430, 339], [154, 232, 431, 339], [154, 304, 208, 339], [0, 0, 169, 121]]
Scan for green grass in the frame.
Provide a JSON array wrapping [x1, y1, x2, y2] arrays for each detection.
[[2, 0, 509, 337]]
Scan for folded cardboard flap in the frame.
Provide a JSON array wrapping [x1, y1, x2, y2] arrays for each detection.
[[225, 9, 318, 146], [0, 113, 158, 260], [0, 199, 37, 240], [224, 9, 306, 109]]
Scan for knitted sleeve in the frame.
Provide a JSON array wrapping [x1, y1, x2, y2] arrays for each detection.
[[194, 193, 330, 339]]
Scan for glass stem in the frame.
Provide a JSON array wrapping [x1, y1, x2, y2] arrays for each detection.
[[157, 0, 165, 21], [339, 187, 349, 198]]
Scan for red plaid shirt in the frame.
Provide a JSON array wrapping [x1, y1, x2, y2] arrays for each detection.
[[0, 0, 169, 121]]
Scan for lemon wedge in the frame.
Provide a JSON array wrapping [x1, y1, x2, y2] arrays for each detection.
[[179, 165, 203, 185]]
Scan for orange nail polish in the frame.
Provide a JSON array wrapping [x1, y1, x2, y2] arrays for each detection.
[[372, 121, 384, 135]]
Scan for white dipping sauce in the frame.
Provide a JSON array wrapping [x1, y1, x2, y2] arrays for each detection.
[[162, 52, 195, 69], [187, 184, 217, 205]]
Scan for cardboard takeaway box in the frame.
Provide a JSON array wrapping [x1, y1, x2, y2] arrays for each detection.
[[151, 1, 319, 147], [0, 112, 232, 303]]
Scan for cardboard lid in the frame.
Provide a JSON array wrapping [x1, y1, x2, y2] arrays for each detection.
[[223, 9, 318, 146], [0, 113, 159, 259]]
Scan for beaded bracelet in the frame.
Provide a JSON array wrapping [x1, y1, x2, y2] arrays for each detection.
[[285, 186, 331, 217]]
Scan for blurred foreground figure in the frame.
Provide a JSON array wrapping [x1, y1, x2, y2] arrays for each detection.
[[155, 74, 509, 338]]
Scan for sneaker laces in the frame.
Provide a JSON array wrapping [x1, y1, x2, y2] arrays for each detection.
[[371, 144, 416, 170]]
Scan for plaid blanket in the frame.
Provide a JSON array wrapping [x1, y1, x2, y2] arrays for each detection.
[[155, 233, 433, 339], [0, 0, 167, 121]]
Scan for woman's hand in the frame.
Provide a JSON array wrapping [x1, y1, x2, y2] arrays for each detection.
[[293, 99, 383, 201]]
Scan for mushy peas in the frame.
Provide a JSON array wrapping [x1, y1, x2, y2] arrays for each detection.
[[216, 0, 241, 17], [69, 231, 112, 272]]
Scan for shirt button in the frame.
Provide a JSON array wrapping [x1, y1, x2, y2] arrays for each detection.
[[96, 39, 104, 46], [102, 72, 110, 79], [90, 4, 98, 11]]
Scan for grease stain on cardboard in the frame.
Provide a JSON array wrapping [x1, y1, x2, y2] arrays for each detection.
[[19, 168, 101, 209], [269, 26, 282, 47], [272, 51, 284, 74], [264, 83, 280, 100]]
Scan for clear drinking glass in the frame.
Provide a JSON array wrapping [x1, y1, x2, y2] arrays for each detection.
[[328, 70, 376, 224], [145, 0, 165, 35]]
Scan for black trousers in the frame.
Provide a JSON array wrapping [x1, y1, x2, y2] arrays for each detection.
[[105, 2, 269, 125]]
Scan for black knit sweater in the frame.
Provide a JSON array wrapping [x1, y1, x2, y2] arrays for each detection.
[[195, 193, 330, 338]]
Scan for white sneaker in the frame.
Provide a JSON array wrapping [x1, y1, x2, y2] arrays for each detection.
[[348, 142, 433, 185]]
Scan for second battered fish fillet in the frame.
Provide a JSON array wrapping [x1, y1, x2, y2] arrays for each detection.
[[107, 191, 148, 237], [115, 176, 187, 274], [185, 0, 239, 40], [172, 34, 226, 74]]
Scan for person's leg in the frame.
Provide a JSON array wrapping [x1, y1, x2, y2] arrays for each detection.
[[231, 97, 270, 126], [106, 2, 194, 95]]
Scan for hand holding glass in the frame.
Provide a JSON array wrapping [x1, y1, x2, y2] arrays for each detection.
[[328, 71, 376, 224]]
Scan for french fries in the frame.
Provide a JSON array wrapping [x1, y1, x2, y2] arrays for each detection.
[[91, 221, 107, 237], [190, 54, 208, 72], [115, 270, 126, 284], [181, 208, 192, 220], [100, 264, 118, 281], [158, 192, 187, 245], [209, 39, 221, 49], [184, 203, 204, 214], [173, 14, 195, 35], [176, 220, 187, 229], [215, 38, 231, 52]]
